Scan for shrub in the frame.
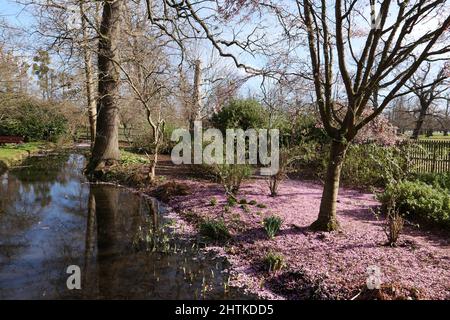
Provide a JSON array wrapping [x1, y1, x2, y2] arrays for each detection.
[[263, 215, 283, 239], [340, 143, 407, 187], [215, 164, 253, 195], [385, 207, 404, 247], [248, 200, 257, 205], [239, 198, 247, 204], [413, 172, 450, 191], [199, 219, 231, 241], [378, 197, 404, 247], [377, 180, 450, 228], [211, 99, 268, 133], [267, 149, 290, 196], [257, 203, 267, 209], [0, 98, 68, 141], [264, 252, 285, 272], [131, 122, 178, 154]]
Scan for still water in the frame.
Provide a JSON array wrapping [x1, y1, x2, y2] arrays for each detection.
[[0, 153, 250, 299]]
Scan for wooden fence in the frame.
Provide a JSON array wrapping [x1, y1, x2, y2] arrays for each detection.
[[76, 126, 141, 143], [406, 140, 450, 173]]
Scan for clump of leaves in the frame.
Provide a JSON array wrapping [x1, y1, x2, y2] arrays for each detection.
[[227, 196, 237, 207], [223, 205, 231, 214], [263, 215, 282, 239], [210, 197, 218, 206], [264, 252, 285, 272], [248, 200, 257, 205], [256, 203, 267, 209], [199, 219, 231, 241], [120, 151, 149, 165], [239, 198, 248, 204]]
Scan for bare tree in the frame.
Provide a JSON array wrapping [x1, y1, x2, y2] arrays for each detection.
[[299, 0, 450, 231], [116, 2, 173, 182], [406, 63, 449, 139], [79, 0, 98, 146], [87, 0, 124, 173]]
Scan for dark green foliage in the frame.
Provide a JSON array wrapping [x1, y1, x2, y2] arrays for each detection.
[[199, 219, 231, 241], [377, 180, 450, 228], [227, 196, 237, 207], [413, 172, 450, 191], [278, 113, 329, 147], [211, 99, 268, 132], [0, 98, 67, 141]]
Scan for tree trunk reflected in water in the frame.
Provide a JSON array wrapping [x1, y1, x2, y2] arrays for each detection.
[[91, 185, 120, 299], [0, 153, 251, 299]]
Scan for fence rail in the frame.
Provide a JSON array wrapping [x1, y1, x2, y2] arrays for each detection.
[[76, 126, 141, 143], [406, 140, 450, 174]]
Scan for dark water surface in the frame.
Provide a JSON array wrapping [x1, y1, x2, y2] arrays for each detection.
[[0, 153, 250, 299]]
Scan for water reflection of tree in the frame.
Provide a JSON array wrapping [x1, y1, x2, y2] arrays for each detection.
[[86, 185, 232, 299], [7, 154, 72, 208], [86, 185, 166, 298]]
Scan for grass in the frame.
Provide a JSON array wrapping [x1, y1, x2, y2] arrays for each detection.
[[199, 219, 231, 241], [0, 142, 49, 167], [120, 149, 149, 165], [264, 251, 285, 272]]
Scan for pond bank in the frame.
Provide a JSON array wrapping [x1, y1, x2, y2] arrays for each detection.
[[0, 142, 54, 171], [0, 151, 253, 299], [100, 154, 450, 300]]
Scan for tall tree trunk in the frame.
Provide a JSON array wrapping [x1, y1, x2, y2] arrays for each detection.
[[310, 140, 348, 231], [412, 104, 428, 140], [189, 59, 202, 133], [80, 1, 97, 149], [444, 102, 449, 136], [80, 0, 97, 148], [86, 0, 123, 174]]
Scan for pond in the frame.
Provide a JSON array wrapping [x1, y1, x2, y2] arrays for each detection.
[[0, 152, 251, 299]]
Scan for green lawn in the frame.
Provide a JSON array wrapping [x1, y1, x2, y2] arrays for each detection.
[[0, 142, 49, 168], [419, 134, 450, 141]]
